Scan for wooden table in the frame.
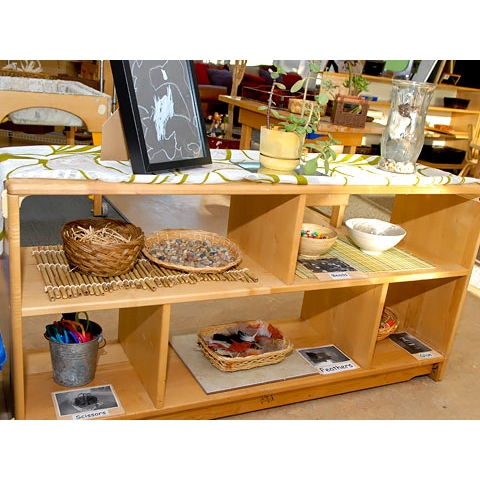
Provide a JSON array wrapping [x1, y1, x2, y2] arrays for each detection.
[[0, 78, 111, 147], [219, 95, 385, 152]]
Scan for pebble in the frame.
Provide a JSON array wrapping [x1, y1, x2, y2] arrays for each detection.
[[149, 238, 236, 268], [379, 159, 416, 174]]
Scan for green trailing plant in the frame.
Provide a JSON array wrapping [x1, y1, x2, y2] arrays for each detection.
[[302, 133, 339, 175], [344, 61, 370, 96], [289, 61, 337, 123], [259, 61, 340, 174]]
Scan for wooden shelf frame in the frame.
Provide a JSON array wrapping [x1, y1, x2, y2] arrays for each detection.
[[3, 178, 480, 420]]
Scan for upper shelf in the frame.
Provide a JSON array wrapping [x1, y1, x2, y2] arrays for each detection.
[[19, 231, 472, 317], [368, 101, 480, 115], [327, 71, 480, 93]]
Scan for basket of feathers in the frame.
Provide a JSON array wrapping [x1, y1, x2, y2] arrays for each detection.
[[197, 320, 294, 372], [377, 307, 399, 342]]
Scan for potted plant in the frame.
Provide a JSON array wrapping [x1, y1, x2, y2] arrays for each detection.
[[331, 61, 370, 128], [257, 64, 302, 171], [258, 62, 339, 174]]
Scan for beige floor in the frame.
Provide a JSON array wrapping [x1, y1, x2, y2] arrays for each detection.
[[103, 193, 480, 420]]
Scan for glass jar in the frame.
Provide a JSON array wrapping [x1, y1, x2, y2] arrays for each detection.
[[378, 79, 436, 174]]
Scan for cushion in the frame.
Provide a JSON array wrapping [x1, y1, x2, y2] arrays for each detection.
[[207, 68, 233, 88], [259, 67, 275, 85], [194, 63, 210, 85]]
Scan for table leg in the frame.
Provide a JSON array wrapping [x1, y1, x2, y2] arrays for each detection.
[[240, 124, 253, 150], [65, 127, 76, 145], [342, 145, 356, 154], [92, 132, 102, 146], [92, 194, 104, 216], [330, 205, 346, 228]]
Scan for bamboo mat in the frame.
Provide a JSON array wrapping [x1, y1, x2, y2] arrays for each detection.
[[296, 236, 435, 278], [32, 246, 258, 302]]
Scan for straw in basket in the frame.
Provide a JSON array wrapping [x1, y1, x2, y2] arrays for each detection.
[[61, 218, 145, 277]]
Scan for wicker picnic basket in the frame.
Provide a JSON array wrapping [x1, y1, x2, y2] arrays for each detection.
[[377, 307, 399, 342], [143, 229, 242, 274], [198, 321, 294, 372], [61, 218, 145, 277]]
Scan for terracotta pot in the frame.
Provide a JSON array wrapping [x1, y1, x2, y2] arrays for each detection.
[[259, 126, 304, 172]]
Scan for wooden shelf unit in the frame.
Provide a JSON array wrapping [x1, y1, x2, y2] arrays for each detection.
[[3, 178, 480, 420]]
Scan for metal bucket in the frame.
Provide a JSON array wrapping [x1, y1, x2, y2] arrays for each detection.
[[45, 320, 105, 387]]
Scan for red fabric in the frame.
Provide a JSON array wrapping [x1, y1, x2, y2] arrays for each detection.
[[242, 73, 266, 85], [194, 63, 210, 85], [283, 73, 302, 90]]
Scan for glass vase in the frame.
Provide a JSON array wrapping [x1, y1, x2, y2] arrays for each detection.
[[378, 79, 436, 174]]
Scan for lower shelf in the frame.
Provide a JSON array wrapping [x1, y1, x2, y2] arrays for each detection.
[[23, 323, 444, 420]]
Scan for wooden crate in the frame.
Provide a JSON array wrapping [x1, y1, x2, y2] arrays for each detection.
[[332, 95, 369, 128]]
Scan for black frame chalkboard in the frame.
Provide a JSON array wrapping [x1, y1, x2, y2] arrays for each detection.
[[110, 60, 211, 174]]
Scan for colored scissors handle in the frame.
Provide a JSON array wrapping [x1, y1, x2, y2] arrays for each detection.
[[60, 320, 87, 342], [46, 325, 66, 343]]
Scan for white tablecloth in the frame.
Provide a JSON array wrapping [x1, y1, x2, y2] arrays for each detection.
[[1, 144, 478, 185], [1, 144, 479, 254]]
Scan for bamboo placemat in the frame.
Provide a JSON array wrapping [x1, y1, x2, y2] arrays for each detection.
[[32, 245, 258, 302], [296, 236, 435, 278]]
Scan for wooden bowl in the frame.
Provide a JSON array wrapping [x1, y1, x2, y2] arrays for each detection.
[[298, 223, 338, 259]]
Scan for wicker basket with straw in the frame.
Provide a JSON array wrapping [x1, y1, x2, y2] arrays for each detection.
[[198, 321, 293, 372], [377, 307, 399, 342], [61, 218, 145, 277], [143, 229, 242, 274]]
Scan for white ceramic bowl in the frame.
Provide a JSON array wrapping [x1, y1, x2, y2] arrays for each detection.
[[345, 218, 406, 255]]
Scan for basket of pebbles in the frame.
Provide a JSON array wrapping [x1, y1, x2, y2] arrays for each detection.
[[143, 229, 242, 273]]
